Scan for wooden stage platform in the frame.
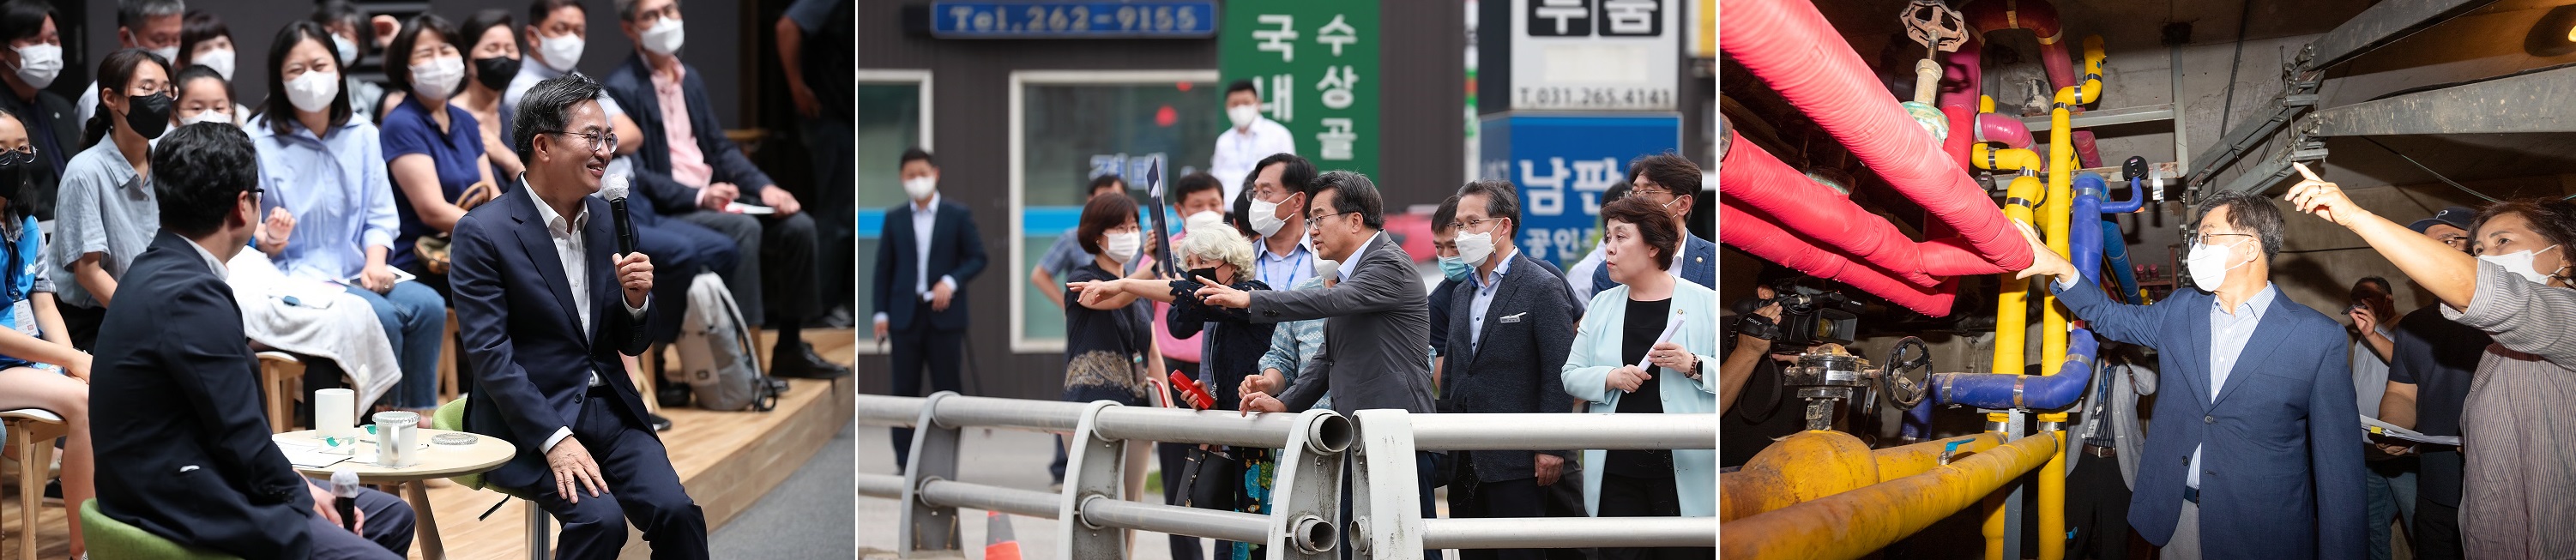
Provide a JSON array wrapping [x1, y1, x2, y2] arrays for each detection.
[[3, 328, 859, 560]]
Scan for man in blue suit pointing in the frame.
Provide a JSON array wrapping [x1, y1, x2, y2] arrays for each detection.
[[2017, 190, 2365, 559]]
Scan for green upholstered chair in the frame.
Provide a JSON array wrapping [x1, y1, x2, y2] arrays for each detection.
[[431, 398, 552, 559], [78, 499, 241, 560]]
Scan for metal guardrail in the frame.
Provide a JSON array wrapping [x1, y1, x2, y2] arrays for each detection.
[[855, 392, 1717, 559]]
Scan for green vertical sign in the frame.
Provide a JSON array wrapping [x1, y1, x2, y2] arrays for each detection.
[[1219, 0, 1380, 178]]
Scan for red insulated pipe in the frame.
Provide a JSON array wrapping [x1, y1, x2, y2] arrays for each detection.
[[1722, 201, 1958, 316], [1961, 0, 2102, 166], [1944, 105, 1976, 174], [1720, 0, 2033, 271], [1721, 132, 2011, 286], [1937, 35, 1984, 111], [1976, 113, 2034, 148]]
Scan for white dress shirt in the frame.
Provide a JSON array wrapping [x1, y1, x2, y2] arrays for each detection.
[[528, 185, 649, 454], [873, 192, 958, 325], [1210, 117, 1296, 203]]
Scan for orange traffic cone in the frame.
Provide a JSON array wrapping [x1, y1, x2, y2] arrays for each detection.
[[985, 510, 1023, 560]]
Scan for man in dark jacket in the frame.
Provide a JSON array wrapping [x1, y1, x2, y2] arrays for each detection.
[[1438, 180, 1579, 560], [600, 0, 844, 379], [92, 123, 415, 559]]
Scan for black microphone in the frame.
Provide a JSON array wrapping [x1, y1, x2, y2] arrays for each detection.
[[605, 174, 635, 256], [330, 468, 360, 532]]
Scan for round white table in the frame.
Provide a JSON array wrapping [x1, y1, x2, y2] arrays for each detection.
[[280, 429, 514, 560]]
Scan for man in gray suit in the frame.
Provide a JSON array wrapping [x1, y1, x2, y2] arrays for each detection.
[[1198, 170, 1441, 559], [1438, 180, 1579, 560]]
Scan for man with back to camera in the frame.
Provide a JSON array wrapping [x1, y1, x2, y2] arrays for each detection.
[[1208, 80, 1294, 204], [90, 122, 417, 560], [2015, 190, 2366, 559], [2376, 206, 2489, 560], [1199, 171, 1443, 560], [452, 73, 708, 558]]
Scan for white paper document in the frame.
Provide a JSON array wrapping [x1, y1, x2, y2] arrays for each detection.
[[2361, 415, 2462, 447]]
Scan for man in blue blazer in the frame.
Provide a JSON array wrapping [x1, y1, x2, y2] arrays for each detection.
[[873, 148, 987, 467], [1590, 154, 1713, 293], [455, 75, 706, 558], [93, 123, 417, 560], [2018, 191, 2365, 558]]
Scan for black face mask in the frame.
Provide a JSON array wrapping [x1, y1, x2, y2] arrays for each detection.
[[124, 93, 172, 139], [474, 56, 520, 91], [0, 159, 24, 221], [1188, 267, 1221, 286]]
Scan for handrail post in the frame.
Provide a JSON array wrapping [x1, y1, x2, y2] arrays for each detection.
[[898, 391, 962, 557], [1056, 400, 1128, 560], [1350, 410, 1426, 560], [1269, 408, 1353, 559]]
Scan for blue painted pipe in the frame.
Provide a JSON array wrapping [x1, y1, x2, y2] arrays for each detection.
[[2098, 176, 2145, 214], [2102, 220, 2141, 304], [1901, 394, 1935, 439], [2071, 173, 2105, 285], [1930, 328, 2099, 410]]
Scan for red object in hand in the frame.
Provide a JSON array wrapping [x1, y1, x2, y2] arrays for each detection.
[[1170, 370, 1214, 411]]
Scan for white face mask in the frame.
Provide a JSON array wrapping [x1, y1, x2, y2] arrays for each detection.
[[10, 44, 59, 88], [195, 48, 235, 81], [1316, 259, 1340, 284], [180, 109, 229, 126], [1249, 196, 1286, 238], [902, 177, 937, 200], [2479, 244, 2563, 285], [538, 33, 584, 72], [1455, 230, 1495, 266], [1227, 105, 1259, 129], [408, 56, 465, 100], [2186, 238, 2251, 292], [148, 45, 178, 63], [641, 18, 685, 55], [1102, 232, 1140, 264], [287, 70, 341, 112], [1184, 210, 1224, 233], [334, 35, 359, 64]]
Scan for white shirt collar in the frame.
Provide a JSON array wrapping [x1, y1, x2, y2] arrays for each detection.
[[911, 192, 941, 214], [186, 237, 229, 280], [1475, 248, 1518, 289], [527, 182, 588, 234], [1336, 232, 1382, 281]]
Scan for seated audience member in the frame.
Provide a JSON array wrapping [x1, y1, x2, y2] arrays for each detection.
[[0, 105, 93, 557], [73, 0, 180, 125], [1560, 196, 1717, 558], [0, 0, 72, 220], [2283, 167, 2576, 558], [1032, 173, 1125, 308], [311, 0, 387, 123], [505, 0, 644, 158], [248, 21, 445, 415], [377, 14, 498, 291], [455, 9, 526, 183], [173, 8, 247, 125], [602, 0, 842, 378], [168, 64, 232, 128], [454, 73, 707, 557], [51, 48, 171, 351], [93, 121, 417, 560]]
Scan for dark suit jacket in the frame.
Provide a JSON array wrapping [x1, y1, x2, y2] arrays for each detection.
[[1255, 232, 1436, 415], [600, 53, 774, 217], [1592, 232, 1716, 293], [1442, 251, 1578, 482], [451, 189, 655, 491], [92, 232, 316, 559], [2054, 276, 2366, 558], [872, 199, 986, 330], [1431, 257, 1571, 360]]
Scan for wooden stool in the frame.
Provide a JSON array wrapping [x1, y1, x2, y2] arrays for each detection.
[[440, 309, 460, 402], [3, 408, 69, 560], [256, 352, 305, 434]]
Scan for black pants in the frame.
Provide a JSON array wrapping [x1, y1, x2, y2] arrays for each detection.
[[59, 303, 102, 352], [1596, 472, 1712, 560], [1446, 452, 1553, 560], [886, 316, 963, 468], [522, 386, 709, 559], [303, 481, 417, 559], [2415, 498, 2464, 560], [673, 209, 823, 328], [1158, 441, 1204, 560], [800, 117, 856, 311], [2064, 449, 2131, 560]]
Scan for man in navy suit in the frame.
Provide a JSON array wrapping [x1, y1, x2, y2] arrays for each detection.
[[873, 148, 987, 467], [453, 74, 706, 558], [1590, 153, 1714, 293], [92, 123, 418, 560], [2018, 190, 2365, 559]]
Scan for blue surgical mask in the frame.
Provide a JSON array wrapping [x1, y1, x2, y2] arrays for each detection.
[[1439, 256, 1473, 282]]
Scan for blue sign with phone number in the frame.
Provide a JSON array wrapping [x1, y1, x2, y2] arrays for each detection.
[[930, 1, 1218, 39]]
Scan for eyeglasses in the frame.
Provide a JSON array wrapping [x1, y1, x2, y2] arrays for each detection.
[[0, 146, 38, 166], [1447, 217, 1505, 232], [1307, 210, 1359, 223], [543, 129, 618, 154], [2184, 232, 2254, 246]]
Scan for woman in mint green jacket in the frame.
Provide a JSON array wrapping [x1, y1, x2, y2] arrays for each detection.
[[1560, 197, 1718, 542]]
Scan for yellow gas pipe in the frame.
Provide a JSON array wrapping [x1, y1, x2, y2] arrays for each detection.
[[2036, 412, 2072, 560], [1720, 431, 2009, 521], [1980, 412, 2011, 560], [2032, 36, 2105, 560], [1721, 428, 2062, 559]]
